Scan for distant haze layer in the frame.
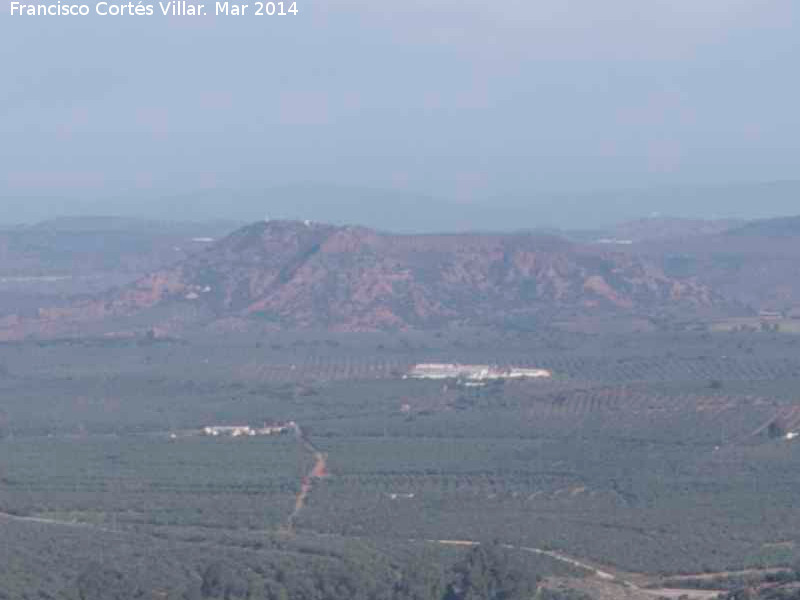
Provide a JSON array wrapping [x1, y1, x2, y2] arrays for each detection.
[[2, 181, 800, 232], [2, 0, 800, 228]]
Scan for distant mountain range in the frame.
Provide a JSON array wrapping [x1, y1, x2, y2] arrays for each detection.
[[605, 217, 743, 242], [3, 179, 800, 231], [725, 215, 800, 238]]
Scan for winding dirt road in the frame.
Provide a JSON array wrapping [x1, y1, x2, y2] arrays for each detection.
[[286, 424, 328, 531], [431, 539, 723, 599]]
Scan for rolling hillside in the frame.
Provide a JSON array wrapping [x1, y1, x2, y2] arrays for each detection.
[[0, 220, 719, 339]]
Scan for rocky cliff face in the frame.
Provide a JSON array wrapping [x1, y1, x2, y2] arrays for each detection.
[[0, 221, 718, 339]]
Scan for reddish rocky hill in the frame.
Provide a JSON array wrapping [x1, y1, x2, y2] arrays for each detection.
[[625, 216, 800, 313], [0, 221, 719, 339]]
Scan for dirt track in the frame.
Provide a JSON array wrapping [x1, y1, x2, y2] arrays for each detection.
[[432, 539, 725, 599], [286, 424, 328, 530]]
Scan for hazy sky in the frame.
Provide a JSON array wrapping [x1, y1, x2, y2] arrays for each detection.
[[1, 0, 799, 223]]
